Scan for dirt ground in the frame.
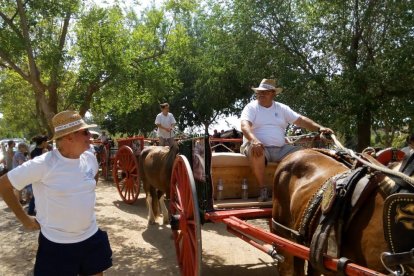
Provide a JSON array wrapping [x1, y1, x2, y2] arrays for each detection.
[[0, 179, 280, 276]]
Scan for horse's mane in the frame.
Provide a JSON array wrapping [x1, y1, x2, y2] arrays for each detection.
[[167, 142, 179, 162]]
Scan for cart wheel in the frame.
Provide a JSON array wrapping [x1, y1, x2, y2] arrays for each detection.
[[99, 145, 109, 179], [113, 145, 140, 204], [169, 155, 202, 276]]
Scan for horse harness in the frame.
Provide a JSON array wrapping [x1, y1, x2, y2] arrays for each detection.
[[382, 152, 414, 275], [271, 150, 414, 275]]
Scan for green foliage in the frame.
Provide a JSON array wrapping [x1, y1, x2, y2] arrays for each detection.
[[0, 71, 40, 138], [0, 0, 412, 149], [228, 0, 414, 149]]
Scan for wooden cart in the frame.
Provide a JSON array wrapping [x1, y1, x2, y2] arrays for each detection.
[[168, 135, 385, 276], [107, 136, 145, 204]]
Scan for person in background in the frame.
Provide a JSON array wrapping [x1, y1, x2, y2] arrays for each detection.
[[0, 110, 112, 275], [0, 144, 5, 174], [240, 78, 333, 202], [12, 142, 29, 169], [100, 131, 109, 144], [401, 133, 414, 157], [12, 142, 29, 204], [211, 129, 221, 152], [212, 129, 220, 138], [155, 102, 177, 146], [95, 131, 109, 155], [30, 135, 49, 158], [27, 135, 49, 215], [5, 140, 15, 172]]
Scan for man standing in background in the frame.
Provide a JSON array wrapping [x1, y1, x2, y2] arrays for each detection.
[[155, 103, 176, 146]]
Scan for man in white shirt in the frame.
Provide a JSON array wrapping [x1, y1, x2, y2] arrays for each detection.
[[240, 78, 333, 201], [155, 103, 177, 146], [0, 110, 112, 275]]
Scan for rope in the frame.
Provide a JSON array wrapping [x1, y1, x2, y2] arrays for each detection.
[[285, 132, 320, 145], [329, 134, 414, 187]]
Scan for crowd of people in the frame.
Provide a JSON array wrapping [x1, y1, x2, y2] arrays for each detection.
[[0, 136, 50, 210]]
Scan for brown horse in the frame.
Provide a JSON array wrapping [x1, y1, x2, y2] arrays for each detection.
[[271, 148, 408, 275], [139, 142, 179, 225]]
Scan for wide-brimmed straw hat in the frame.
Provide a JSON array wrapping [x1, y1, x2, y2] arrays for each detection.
[[50, 110, 97, 140], [251, 78, 283, 94]]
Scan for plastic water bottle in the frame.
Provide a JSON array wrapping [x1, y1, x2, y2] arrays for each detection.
[[217, 178, 224, 200], [241, 178, 248, 200]]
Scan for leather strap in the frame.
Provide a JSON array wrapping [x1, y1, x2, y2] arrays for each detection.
[[361, 152, 386, 168], [271, 218, 302, 243], [382, 249, 414, 267], [309, 167, 367, 273], [400, 152, 414, 174]]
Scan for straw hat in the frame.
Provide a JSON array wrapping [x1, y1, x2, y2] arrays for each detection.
[[251, 79, 283, 94], [50, 110, 97, 140]]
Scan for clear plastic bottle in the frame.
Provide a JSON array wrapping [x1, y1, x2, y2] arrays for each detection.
[[217, 178, 224, 200], [241, 178, 248, 200]]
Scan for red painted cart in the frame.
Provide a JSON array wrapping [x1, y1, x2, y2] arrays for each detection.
[[110, 135, 243, 204], [168, 135, 386, 276], [108, 136, 145, 204]]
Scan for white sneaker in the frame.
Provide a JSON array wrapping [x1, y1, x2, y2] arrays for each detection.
[[258, 187, 268, 202]]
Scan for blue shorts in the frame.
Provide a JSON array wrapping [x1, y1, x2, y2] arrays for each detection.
[[241, 143, 302, 162], [34, 229, 113, 276]]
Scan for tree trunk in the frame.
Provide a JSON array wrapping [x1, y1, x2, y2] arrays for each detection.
[[33, 85, 57, 136], [356, 107, 371, 151], [203, 122, 210, 136]]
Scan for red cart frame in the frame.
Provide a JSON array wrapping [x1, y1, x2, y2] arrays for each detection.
[[168, 135, 386, 276]]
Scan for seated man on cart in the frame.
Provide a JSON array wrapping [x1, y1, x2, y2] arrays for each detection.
[[240, 78, 333, 202]]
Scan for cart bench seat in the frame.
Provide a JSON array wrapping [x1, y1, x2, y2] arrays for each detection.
[[211, 152, 278, 201], [211, 152, 278, 167]]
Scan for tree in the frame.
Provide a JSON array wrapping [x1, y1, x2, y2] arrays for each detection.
[[0, 0, 81, 134], [0, 70, 39, 138], [229, 0, 414, 150], [0, 1, 136, 136], [98, 1, 257, 135], [1, 0, 412, 148]]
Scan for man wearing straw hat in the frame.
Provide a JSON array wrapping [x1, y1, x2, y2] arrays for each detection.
[[240, 79, 333, 201], [0, 110, 112, 275]]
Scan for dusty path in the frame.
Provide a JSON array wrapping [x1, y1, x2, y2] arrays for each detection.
[[0, 179, 279, 276]]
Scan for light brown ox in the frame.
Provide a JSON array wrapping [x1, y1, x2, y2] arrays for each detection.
[[271, 148, 403, 275], [139, 142, 179, 225]]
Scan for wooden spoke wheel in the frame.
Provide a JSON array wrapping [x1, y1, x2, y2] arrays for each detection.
[[169, 155, 202, 276], [113, 145, 140, 204], [99, 145, 109, 180]]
